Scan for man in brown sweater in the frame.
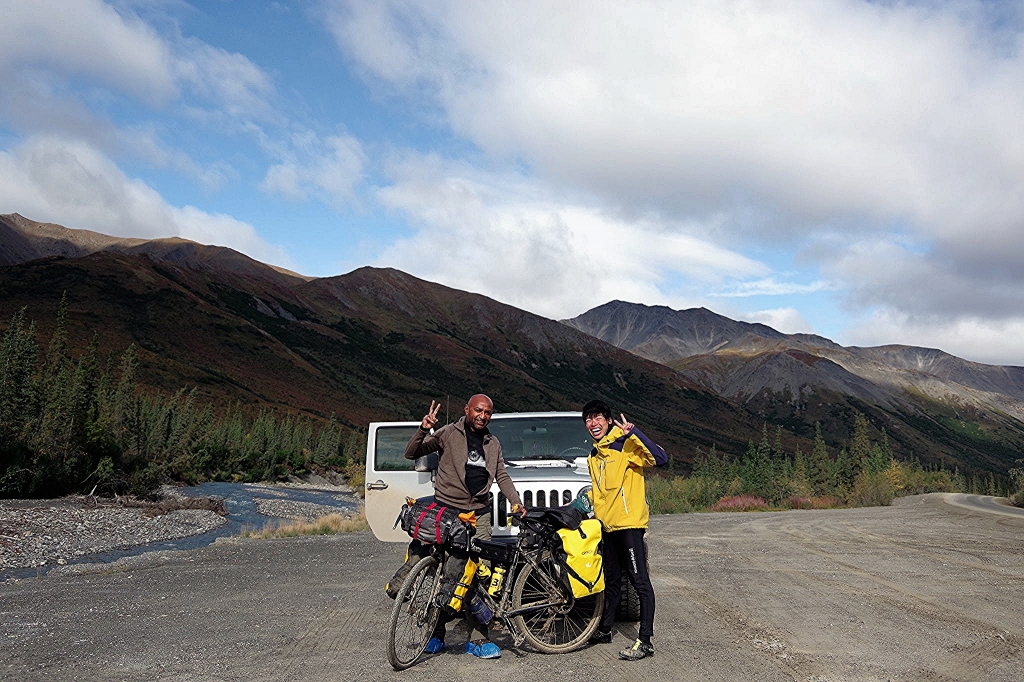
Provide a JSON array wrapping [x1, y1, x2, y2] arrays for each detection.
[[401, 394, 524, 659]]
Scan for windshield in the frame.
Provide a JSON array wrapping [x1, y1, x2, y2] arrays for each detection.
[[486, 416, 592, 462], [372, 416, 593, 472]]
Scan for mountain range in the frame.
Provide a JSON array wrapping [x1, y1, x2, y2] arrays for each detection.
[[3, 213, 1022, 476]]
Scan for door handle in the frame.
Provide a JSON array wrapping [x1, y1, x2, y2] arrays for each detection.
[[366, 480, 389, 491]]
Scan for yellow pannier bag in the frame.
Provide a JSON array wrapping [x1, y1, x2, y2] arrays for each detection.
[[556, 518, 605, 598], [442, 555, 479, 612]]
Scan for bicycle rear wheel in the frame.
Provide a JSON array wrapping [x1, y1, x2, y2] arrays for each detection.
[[387, 555, 442, 670], [511, 554, 603, 653]]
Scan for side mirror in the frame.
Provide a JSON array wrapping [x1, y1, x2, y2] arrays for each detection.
[[415, 453, 439, 472]]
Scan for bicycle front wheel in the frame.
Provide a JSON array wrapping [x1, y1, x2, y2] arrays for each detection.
[[511, 554, 603, 653], [387, 555, 442, 670]]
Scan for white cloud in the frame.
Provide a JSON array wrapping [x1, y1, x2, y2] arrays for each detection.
[[712, 278, 837, 298], [0, 0, 176, 104], [823, 236, 1024, 319], [843, 310, 1024, 368], [173, 38, 277, 120], [327, 0, 1024, 363], [0, 136, 292, 268], [260, 132, 365, 208], [328, 0, 1024, 236], [373, 153, 766, 319], [742, 308, 815, 336], [0, 0, 283, 183]]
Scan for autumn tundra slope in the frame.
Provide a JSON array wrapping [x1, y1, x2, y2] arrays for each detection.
[[565, 300, 1024, 473], [0, 214, 770, 465]]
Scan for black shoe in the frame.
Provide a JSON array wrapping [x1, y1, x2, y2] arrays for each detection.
[[385, 562, 413, 599], [619, 638, 655, 660], [589, 629, 612, 645]]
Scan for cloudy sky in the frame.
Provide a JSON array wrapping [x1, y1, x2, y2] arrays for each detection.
[[2, 1, 1024, 366]]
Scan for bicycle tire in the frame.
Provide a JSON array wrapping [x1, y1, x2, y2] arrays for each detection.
[[387, 555, 442, 670], [511, 553, 603, 653]]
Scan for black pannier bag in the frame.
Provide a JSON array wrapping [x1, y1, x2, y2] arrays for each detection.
[[394, 498, 475, 550], [474, 538, 517, 565]]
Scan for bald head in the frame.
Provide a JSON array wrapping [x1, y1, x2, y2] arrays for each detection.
[[464, 394, 494, 432]]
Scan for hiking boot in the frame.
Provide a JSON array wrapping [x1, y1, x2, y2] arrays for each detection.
[[465, 639, 501, 659], [384, 562, 413, 599], [588, 629, 613, 644], [619, 639, 654, 660], [424, 637, 445, 654]]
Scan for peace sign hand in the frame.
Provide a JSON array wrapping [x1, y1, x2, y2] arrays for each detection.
[[613, 413, 634, 435], [421, 401, 441, 430]]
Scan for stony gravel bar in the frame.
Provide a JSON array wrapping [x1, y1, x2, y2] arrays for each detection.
[[252, 497, 357, 522], [0, 501, 225, 571]]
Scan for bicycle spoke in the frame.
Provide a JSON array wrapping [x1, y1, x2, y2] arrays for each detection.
[[512, 553, 603, 653]]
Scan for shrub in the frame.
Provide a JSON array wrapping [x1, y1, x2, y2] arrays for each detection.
[[344, 460, 365, 498], [848, 470, 895, 507], [241, 511, 369, 538], [646, 474, 719, 514], [1008, 461, 1024, 508], [709, 495, 770, 512], [784, 496, 842, 510]]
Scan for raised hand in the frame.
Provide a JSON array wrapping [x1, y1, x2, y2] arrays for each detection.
[[421, 400, 442, 430], [613, 413, 634, 435]]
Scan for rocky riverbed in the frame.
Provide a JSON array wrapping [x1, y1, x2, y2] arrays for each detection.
[[0, 500, 226, 572], [0, 476, 362, 573]]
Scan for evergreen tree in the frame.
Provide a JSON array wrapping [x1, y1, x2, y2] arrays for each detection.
[[850, 412, 871, 472], [314, 415, 342, 467], [809, 422, 833, 496], [113, 345, 141, 459], [0, 308, 39, 442], [791, 447, 812, 497]]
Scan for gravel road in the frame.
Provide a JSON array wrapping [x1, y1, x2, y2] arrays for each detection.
[[1, 493, 1022, 681]]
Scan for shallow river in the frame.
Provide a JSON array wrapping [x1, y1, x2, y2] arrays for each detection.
[[71, 481, 360, 567]]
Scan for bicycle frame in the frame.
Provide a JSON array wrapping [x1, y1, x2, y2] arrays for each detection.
[[472, 518, 576, 646], [387, 511, 600, 670]]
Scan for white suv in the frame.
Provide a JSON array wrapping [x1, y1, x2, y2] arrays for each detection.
[[363, 411, 641, 621], [364, 412, 593, 542]]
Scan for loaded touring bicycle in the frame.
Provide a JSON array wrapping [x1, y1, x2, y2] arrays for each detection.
[[364, 412, 641, 667]]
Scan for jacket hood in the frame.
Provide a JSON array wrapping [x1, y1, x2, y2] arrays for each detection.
[[592, 426, 625, 455]]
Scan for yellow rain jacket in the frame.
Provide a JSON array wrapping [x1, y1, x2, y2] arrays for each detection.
[[587, 426, 668, 531]]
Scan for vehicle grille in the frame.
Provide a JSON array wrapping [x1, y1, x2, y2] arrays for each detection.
[[493, 488, 575, 529]]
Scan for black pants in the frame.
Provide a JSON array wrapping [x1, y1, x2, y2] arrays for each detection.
[[432, 510, 492, 642], [599, 527, 655, 643]]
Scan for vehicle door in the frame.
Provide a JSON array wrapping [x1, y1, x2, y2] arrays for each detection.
[[364, 421, 435, 542]]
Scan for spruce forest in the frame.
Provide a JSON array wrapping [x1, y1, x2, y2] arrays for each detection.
[[0, 300, 363, 498]]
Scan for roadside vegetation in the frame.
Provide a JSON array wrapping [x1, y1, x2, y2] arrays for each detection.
[[3, 301, 1014, 512], [241, 512, 369, 538], [1009, 461, 1024, 508], [0, 301, 367, 499], [648, 415, 1008, 514]]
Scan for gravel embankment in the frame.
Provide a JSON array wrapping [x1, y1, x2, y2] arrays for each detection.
[[0, 502, 225, 571], [252, 498, 355, 521]]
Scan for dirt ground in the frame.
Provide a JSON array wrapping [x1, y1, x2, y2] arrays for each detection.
[[1, 493, 1022, 681]]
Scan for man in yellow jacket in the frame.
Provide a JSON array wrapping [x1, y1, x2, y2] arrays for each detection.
[[582, 399, 668, 661]]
